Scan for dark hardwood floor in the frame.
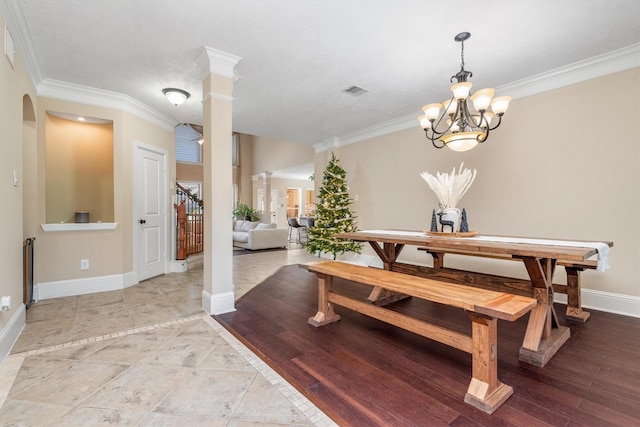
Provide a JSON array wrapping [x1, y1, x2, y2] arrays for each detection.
[[215, 265, 640, 426]]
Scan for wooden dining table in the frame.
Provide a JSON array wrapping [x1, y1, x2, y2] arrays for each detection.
[[333, 230, 613, 367]]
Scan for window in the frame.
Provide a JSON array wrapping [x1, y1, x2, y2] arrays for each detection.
[[176, 124, 202, 163]]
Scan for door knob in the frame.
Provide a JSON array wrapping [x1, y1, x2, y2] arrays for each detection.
[[139, 219, 146, 224]]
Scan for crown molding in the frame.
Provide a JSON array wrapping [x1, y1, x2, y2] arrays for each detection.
[[0, 0, 43, 86], [314, 43, 640, 152], [38, 79, 176, 131], [195, 46, 242, 81]]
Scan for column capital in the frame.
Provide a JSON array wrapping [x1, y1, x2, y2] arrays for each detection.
[[195, 46, 242, 81]]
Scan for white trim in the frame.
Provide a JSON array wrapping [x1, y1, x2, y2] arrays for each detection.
[[4, 22, 15, 69], [500, 43, 640, 100], [133, 141, 170, 283], [202, 290, 235, 315], [122, 271, 136, 288], [41, 222, 118, 232], [201, 91, 234, 103], [554, 289, 640, 318], [0, 304, 25, 365], [195, 46, 242, 80], [0, 0, 43, 85], [38, 79, 176, 132], [34, 272, 136, 301], [315, 43, 640, 152], [170, 260, 188, 273]]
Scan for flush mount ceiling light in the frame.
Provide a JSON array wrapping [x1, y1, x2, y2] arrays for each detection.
[[162, 88, 190, 106], [418, 32, 511, 152]]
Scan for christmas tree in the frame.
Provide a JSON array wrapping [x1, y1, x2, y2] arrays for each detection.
[[430, 209, 438, 232], [460, 208, 469, 232], [306, 152, 362, 259]]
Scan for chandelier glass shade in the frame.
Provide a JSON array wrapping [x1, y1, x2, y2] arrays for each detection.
[[418, 32, 511, 152]]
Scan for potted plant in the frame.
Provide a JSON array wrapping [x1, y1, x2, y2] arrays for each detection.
[[233, 203, 260, 221]]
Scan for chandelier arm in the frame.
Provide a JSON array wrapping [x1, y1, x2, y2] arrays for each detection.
[[425, 97, 458, 140], [459, 101, 477, 129], [488, 114, 504, 131], [478, 125, 489, 143], [431, 136, 446, 149]]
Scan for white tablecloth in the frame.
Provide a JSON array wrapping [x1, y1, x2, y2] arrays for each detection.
[[358, 230, 610, 271]]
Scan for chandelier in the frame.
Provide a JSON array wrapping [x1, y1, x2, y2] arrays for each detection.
[[418, 32, 511, 152]]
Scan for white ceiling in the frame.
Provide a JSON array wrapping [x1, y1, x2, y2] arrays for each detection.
[[4, 0, 640, 148]]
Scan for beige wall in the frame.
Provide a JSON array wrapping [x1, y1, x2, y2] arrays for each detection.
[[176, 161, 203, 183], [236, 133, 254, 205], [252, 176, 315, 228], [0, 12, 37, 335], [31, 98, 174, 283], [251, 134, 315, 174], [45, 114, 114, 223], [322, 67, 640, 298]]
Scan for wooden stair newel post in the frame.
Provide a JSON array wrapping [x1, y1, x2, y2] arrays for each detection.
[[175, 200, 187, 260], [464, 313, 513, 414]]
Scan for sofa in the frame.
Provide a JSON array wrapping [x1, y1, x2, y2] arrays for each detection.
[[232, 220, 288, 250]]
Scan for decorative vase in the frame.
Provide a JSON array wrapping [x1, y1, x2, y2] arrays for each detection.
[[439, 207, 460, 233]]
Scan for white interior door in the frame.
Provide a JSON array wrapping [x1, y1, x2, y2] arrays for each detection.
[[135, 145, 167, 281], [270, 190, 277, 224]]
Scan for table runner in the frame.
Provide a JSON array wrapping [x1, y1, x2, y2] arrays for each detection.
[[357, 230, 610, 271]]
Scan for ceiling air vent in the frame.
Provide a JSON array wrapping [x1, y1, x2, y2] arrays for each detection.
[[342, 85, 368, 97]]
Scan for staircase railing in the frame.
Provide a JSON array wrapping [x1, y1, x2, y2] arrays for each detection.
[[175, 182, 204, 260]]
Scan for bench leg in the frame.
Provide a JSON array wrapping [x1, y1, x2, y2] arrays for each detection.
[[464, 314, 513, 414], [308, 274, 341, 326]]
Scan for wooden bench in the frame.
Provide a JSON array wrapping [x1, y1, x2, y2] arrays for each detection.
[[303, 260, 537, 414], [418, 247, 598, 323]]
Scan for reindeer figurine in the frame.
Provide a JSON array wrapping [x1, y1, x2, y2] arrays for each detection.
[[437, 210, 455, 233], [436, 203, 461, 233]]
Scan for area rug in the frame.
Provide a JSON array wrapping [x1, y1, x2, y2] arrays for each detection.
[[232, 247, 289, 256]]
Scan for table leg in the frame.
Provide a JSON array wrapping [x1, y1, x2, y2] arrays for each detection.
[[366, 242, 410, 305], [565, 267, 591, 323], [519, 257, 570, 367]]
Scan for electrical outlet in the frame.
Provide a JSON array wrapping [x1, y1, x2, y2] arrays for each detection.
[[80, 259, 90, 270]]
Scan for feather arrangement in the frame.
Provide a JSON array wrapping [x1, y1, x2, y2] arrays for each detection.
[[420, 163, 477, 209]]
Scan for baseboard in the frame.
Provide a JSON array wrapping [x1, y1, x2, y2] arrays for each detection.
[[170, 260, 188, 273], [0, 304, 26, 365], [554, 288, 640, 318], [35, 272, 136, 301], [202, 290, 235, 315]]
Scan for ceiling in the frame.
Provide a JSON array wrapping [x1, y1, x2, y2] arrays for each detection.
[[3, 0, 640, 148]]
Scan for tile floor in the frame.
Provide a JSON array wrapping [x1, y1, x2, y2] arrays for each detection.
[[0, 246, 336, 426]]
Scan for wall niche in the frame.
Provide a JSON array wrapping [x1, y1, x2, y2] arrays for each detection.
[[45, 112, 114, 224]]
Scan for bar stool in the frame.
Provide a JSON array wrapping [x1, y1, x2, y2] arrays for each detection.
[[287, 218, 306, 243]]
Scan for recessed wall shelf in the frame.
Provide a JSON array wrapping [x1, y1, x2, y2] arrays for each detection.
[[41, 223, 118, 232]]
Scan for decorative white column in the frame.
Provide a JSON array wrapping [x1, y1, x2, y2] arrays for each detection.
[[263, 171, 272, 223], [196, 47, 241, 315]]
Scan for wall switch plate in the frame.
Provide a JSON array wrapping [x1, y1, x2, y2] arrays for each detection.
[[80, 259, 90, 270]]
